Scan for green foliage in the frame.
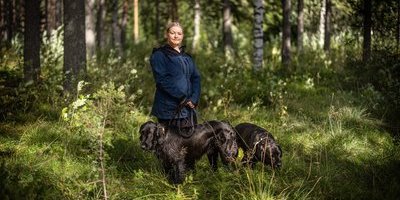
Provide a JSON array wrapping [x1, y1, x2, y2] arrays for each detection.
[[1, 3, 400, 197], [343, 49, 400, 131], [41, 27, 64, 90]]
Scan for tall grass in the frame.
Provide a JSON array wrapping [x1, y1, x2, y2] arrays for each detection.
[[1, 33, 399, 199]]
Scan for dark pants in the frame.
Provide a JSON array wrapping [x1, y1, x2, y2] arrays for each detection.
[[158, 115, 198, 129]]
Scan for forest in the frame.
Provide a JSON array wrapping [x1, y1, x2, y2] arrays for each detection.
[[0, 0, 399, 199]]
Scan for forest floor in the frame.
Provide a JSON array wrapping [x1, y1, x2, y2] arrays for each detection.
[[1, 71, 399, 199]]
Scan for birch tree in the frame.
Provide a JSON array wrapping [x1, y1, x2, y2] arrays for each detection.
[[253, 0, 264, 71], [86, 0, 96, 58], [223, 0, 234, 56], [192, 0, 201, 51], [133, 0, 139, 43]]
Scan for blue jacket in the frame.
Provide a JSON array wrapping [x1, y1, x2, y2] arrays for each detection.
[[150, 45, 201, 120]]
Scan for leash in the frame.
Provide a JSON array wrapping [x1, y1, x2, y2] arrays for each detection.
[[169, 101, 196, 137], [193, 108, 243, 145]]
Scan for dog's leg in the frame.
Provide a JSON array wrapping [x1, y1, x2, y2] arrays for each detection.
[[207, 147, 219, 171], [185, 158, 196, 171], [162, 160, 176, 183], [171, 160, 186, 184]]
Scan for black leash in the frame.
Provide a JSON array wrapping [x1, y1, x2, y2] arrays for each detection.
[[192, 108, 253, 151], [169, 101, 196, 137]]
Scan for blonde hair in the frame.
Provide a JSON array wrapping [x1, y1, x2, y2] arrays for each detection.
[[165, 21, 183, 34]]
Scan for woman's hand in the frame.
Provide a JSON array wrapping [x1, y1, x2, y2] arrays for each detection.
[[186, 101, 195, 109]]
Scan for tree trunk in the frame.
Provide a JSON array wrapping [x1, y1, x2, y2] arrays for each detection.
[[192, 0, 201, 51], [282, 0, 291, 69], [46, 0, 56, 36], [133, 0, 139, 43], [121, 0, 128, 48], [55, 0, 63, 28], [96, 0, 106, 50], [5, 0, 13, 46], [397, 0, 399, 51], [223, 0, 233, 56], [14, 0, 22, 35], [319, 0, 326, 48], [121, 0, 129, 50], [171, 0, 178, 21], [253, 0, 264, 71], [23, 0, 41, 85], [363, 0, 372, 62], [64, 0, 86, 95], [297, 0, 304, 52], [0, 0, 4, 42], [155, 0, 160, 41], [86, 0, 96, 58], [112, 0, 121, 53], [324, 0, 331, 51]]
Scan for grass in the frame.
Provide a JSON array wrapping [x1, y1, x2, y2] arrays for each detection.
[[1, 82, 399, 199], [1, 38, 399, 199]]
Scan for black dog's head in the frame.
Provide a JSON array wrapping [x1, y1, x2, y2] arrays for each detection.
[[139, 121, 165, 151], [254, 134, 282, 169], [208, 121, 239, 163]]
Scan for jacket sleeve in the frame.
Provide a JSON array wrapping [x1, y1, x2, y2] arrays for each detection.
[[150, 51, 186, 100], [188, 62, 201, 105]]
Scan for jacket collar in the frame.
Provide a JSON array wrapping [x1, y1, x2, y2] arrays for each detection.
[[162, 44, 185, 55]]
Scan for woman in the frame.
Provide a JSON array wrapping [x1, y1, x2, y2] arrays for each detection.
[[150, 22, 201, 130]]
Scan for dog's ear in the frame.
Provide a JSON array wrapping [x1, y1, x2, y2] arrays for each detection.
[[156, 125, 165, 145]]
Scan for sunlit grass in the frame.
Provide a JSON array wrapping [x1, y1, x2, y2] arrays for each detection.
[[1, 87, 398, 199], [1, 37, 399, 199]]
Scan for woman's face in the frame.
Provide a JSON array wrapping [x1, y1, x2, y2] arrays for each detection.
[[166, 26, 183, 48]]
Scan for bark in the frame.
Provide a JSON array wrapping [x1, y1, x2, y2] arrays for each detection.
[[297, 0, 304, 52], [133, 0, 139, 43], [155, 0, 160, 40], [324, 0, 331, 51], [86, 0, 96, 58], [64, 0, 87, 95], [14, 0, 22, 34], [319, 0, 326, 48], [46, 0, 57, 36], [253, 0, 264, 71], [282, 0, 291, 68], [0, 0, 4, 41], [192, 0, 201, 51], [171, 0, 178, 21], [55, 0, 63, 28], [5, 0, 13, 46], [397, 0, 400, 51], [223, 0, 234, 56], [363, 0, 372, 62], [112, 0, 121, 52], [24, 0, 41, 84], [121, 0, 128, 47], [96, 0, 106, 49]]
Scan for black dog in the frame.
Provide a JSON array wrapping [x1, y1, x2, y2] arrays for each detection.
[[139, 120, 238, 184], [235, 123, 282, 169]]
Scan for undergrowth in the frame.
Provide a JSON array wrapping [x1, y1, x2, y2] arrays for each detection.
[[0, 33, 399, 199]]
